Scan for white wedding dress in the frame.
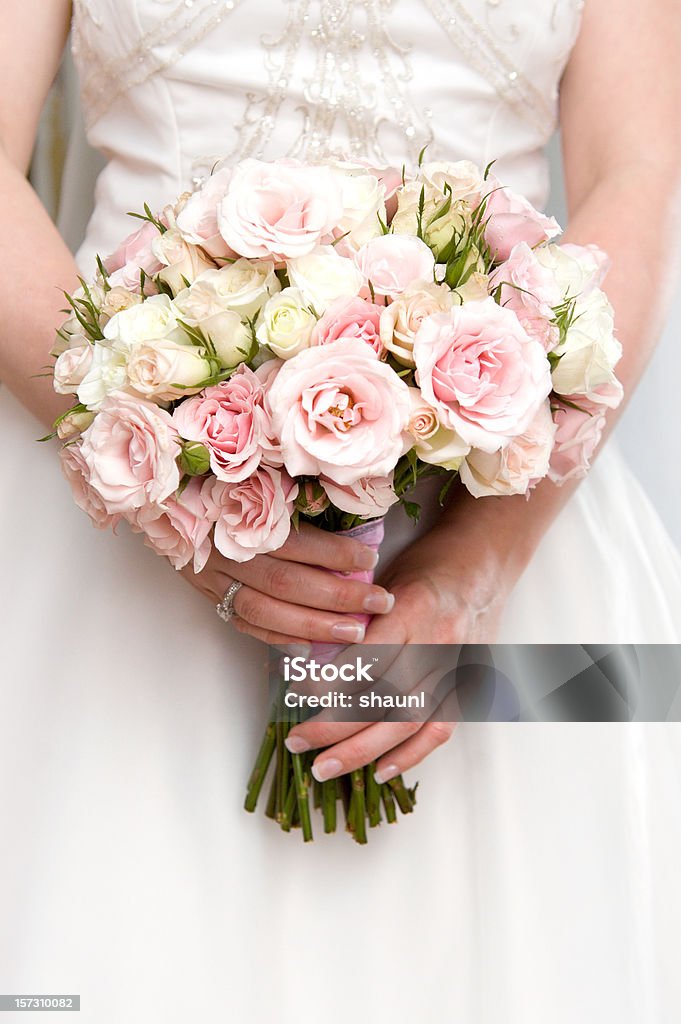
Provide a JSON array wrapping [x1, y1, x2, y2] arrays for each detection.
[[1, 1, 681, 1021]]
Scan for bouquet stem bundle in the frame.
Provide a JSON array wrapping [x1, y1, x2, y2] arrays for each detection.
[[244, 685, 417, 844]]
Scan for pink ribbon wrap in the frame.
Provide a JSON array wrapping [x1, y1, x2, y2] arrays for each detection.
[[309, 516, 385, 665]]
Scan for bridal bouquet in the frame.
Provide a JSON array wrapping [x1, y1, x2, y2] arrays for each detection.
[[48, 154, 622, 842]]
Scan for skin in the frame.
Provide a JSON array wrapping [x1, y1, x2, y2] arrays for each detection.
[[1, 1, 680, 783]]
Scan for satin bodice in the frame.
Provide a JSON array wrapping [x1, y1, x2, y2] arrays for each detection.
[[70, 0, 584, 269]]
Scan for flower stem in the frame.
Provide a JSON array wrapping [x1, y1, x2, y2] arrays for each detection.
[[292, 753, 314, 842], [366, 763, 382, 828], [244, 721, 276, 813], [322, 779, 337, 833], [381, 784, 397, 823], [389, 775, 415, 815], [350, 769, 368, 844]]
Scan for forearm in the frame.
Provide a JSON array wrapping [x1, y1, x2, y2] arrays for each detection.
[[0, 147, 80, 427], [436, 162, 681, 584]]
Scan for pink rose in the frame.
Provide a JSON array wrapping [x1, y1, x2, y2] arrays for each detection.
[[267, 338, 410, 485], [354, 234, 435, 297], [460, 401, 556, 498], [172, 365, 276, 483], [320, 473, 398, 517], [78, 392, 180, 514], [202, 466, 298, 563], [127, 477, 213, 572], [484, 176, 560, 262], [413, 298, 552, 452], [490, 242, 562, 350], [312, 296, 384, 356], [175, 167, 236, 259], [104, 220, 163, 291], [59, 442, 121, 530], [218, 159, 343, 262], [549, 398, 607, 484]]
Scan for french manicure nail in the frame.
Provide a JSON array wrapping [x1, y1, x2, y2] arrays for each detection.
[[355, 548, 379, 571], [311, 758, 343, 782], [331, 621, 365, 642], [374, 764, 400, 784], [363, 591, 395, 615], [285, 735, 311, 754]]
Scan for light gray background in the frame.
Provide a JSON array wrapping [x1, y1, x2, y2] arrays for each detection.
[[34, 59, 681, 548]]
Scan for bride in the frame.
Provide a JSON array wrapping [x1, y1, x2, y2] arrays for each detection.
[[1, 0, 680, 1020]]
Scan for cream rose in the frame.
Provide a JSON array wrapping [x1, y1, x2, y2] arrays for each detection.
[[287, 246, 364, 313], [256, 287, 316, 359], [180, 260, 280, 322], [380, 280, 454, 366], [126, 339, 211, 402], [151, 228, 215, 296], [459, 401, 556, 497], [54, 345, 94, 396]]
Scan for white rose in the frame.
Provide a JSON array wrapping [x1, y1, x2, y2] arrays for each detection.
[[380, 281, 454, 366], [287, 245, 364, 313], [332, 171, 386, 253], [256, 287, 316, 359], [535, 243, 609, 302], [179, 259, 280, 322], [200, 309, 254, 369], [54, 344, 94, 395], [103, 294, 184, 353], [151, 228, 215, 295], [454, 271, 490, 304], [77, 345, 128, 410], [127, 339, 211, 401], [551, 289, 622, 396], [420, 160, 484, 205]]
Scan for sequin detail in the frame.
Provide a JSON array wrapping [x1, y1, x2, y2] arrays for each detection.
[[229, 0, 434, 164], [72, 0, 243, 129]]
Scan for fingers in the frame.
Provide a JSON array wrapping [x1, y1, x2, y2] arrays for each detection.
[[230, 618, 311, 654], [306, 721, 424, 781], [230, 584, 368, 644], [274, 522, 379, 573], [230, 554, 395, 616], [373, 721, 456, 783]]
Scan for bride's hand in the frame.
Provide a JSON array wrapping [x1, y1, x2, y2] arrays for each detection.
[[285, 521, 511, 782], [179, 521, 395, 647]]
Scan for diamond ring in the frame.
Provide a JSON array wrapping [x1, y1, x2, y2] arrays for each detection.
[[216, 580, 243, 623]]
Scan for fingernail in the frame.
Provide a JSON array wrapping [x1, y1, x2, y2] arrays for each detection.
[[286, 643, 311, 659], [331, 621, 365, 642], [355, 548, 379, 571], [312, 757, 343, 782], [374, 764, 400, 784], [285, 735, 311, 754], [363, 590, 395, 615]]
